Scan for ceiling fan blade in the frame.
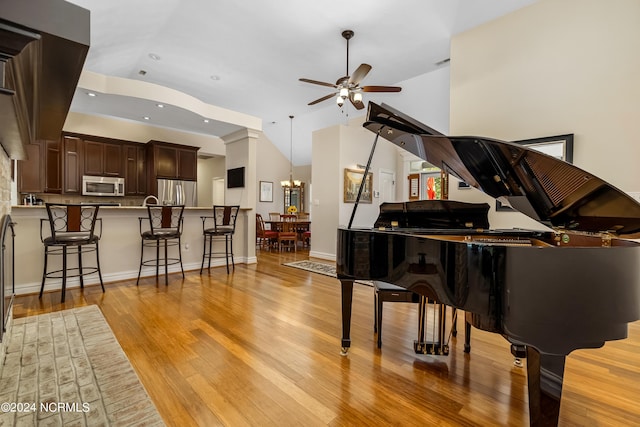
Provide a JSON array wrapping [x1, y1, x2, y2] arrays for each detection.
[[349, 92, 365, 110], [299, 78, 337, 88], [362, 85, 402, 93], [348, 63, 372, 85], [308, 93, 336, 106]]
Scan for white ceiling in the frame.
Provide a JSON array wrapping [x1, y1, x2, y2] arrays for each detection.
[[66, 0, 538, 164]]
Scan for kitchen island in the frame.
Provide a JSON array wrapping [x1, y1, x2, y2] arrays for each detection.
[[11, 205, 255, 296]]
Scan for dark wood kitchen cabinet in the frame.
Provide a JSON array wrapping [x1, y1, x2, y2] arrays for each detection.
[[155, 144, 178, 178], [147, 140, 198, 181], [124, 144, 147, 195], [17, 142, 44, 194], [18, 139, 62, 194], [44, 139, 62, 193], [178, 148, 197, 181], [63, 135, 83, 194], [84, 140, 123, 177]]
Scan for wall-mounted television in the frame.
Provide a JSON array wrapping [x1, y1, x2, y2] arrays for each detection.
[[227, 167, 245, 188]]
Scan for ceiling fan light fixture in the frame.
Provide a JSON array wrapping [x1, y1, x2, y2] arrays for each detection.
[[300, 29, 402, 111]]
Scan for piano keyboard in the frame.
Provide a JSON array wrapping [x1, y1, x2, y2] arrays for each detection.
[[469, 237, 533, 246]]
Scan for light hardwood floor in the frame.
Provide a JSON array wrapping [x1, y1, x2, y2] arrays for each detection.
[[13, 248, 640, 426]]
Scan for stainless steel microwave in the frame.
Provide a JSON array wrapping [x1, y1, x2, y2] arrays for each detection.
[[82, 176, 125, 197]]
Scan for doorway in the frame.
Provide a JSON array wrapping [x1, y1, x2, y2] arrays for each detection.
[[212, 177, 225, 205], [379, 169, 396, 203]]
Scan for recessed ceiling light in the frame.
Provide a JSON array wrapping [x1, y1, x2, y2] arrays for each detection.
[[203, 119, 209, 123], [148, 53, 161, 61], [210, 75, 220, 81], [156, 104, 164, 108], [87, 92, 96, 97], [143, 116, 150, 120]]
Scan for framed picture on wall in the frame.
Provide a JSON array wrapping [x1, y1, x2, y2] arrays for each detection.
[[496, 134, 574, 211], [259, 181, 273, 202], [344, 168, 373, 203]]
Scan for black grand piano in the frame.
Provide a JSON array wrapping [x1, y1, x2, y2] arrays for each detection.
[[336, 102, 640, 426]]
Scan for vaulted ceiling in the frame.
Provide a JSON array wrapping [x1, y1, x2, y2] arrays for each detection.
[[67, 0, 538, 164]]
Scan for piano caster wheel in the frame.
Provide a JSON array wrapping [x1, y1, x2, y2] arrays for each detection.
[[513, 358, 523, 368], [340, 347, 350, 356], [464, 344, 471, 353]]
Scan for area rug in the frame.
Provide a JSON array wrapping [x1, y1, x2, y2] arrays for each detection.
[[283, 260, 372, 286], [283, 260, 337, 277], [0, 305, 164, 426]]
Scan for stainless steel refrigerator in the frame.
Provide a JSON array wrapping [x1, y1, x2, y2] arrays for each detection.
[[157, 179, 197, 207]]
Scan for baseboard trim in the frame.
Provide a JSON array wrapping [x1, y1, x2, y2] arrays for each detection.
[[15, 258, 252, 296]]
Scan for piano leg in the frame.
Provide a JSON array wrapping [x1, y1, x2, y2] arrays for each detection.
[[452, 308, 458, 337], [526, 346, 565, 427], [340, 280, 354, 355], [464, 321, 471, 353]]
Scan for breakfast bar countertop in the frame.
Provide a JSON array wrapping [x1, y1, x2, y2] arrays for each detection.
[[10, 205, 254, 296]]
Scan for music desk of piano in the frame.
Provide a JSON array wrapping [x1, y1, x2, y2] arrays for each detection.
[[337, 102, 640, 427]]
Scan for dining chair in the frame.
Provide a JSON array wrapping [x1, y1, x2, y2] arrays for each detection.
[[200, 205, 240, 274], [302, 230, 311, 247], [278, 220, 297, 252], [40, 203, 105, 303], [137, 205, 185, 286], [297, 212, 309, 220], [256, 213, 278, 250], [269, 212, 281, 221]]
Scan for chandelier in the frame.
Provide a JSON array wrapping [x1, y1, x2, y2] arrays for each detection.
[[281, 115, 301, 188]]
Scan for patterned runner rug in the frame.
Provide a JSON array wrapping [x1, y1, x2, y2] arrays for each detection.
[[283, 260, 372, 286], [283, 260, 337, 277], [0, 305, 164, 426]]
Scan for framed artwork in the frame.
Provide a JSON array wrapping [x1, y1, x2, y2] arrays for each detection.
[[259, 181, 273, 202], [344, 168, 373, 203], [496, 134, 574, 211], [408, 173, 419, 200]]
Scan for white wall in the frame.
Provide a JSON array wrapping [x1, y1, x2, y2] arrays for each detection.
[[381, 66, 451, 135], [196, 156, 225, 207], [310, 119, 405, 260], [450, 0, 640, 230], [337, 118, 400, 228], [306, 65, 453, 259], [309, 126, 341, 260], [255, 131, 294, 218]]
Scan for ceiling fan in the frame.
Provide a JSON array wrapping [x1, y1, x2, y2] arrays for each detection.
[[299, 30, 402, 110]]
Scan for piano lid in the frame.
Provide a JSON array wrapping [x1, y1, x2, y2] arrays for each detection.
[[364, 102, 640, 238]]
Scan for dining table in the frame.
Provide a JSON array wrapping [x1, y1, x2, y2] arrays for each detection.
[[265, 220, 310, 233], [265, 220, 311, 247]]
